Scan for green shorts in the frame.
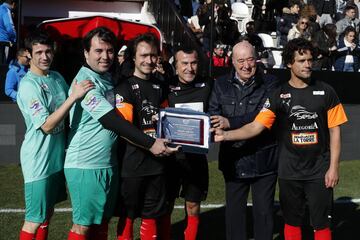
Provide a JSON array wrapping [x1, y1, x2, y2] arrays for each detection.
[[65, 167, 118, 225], [24, 171, 67, 223]]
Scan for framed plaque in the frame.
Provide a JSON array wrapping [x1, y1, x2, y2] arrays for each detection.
[[157, 108, 211, 154]]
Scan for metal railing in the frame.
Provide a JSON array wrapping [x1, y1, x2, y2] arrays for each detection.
[[147, 0, 209, 76]]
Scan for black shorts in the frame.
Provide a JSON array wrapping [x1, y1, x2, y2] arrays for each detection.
[[119, 174, 168, 219], [166, 153, 209, 202], [278, 178, 333, 229]]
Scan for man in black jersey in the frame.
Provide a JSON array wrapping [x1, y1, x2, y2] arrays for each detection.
[[160, 46, 212, 240], [213, 38, 348, 240], [209, 40, 279, 240], [114, 33, 178, 240]]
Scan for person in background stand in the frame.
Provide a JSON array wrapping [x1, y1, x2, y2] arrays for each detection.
[[336, 4, 360, 36], [0, 0, 17, 64], [334, 26, 360, 72], [209, 40, 279, 240], [5, 48, 29, 101], [278, 0, 300, 47], [210, 41, 230, 67], [308, 0, 336, 27], [213, 38, 348, 240]]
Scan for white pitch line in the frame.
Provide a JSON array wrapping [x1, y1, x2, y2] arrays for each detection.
[[1, 199, 360, 213]]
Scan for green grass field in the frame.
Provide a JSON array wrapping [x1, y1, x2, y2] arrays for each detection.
[[1, 160, 360, 240]]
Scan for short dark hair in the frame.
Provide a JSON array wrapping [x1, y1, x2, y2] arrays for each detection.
[[5, 0, 18, 4], [345, 4, 356, 13], [131, 33, 160, 58], [282, 38, 313, 66], [16, 48, 27, 57], [82, 27, 117, 52], [289, 0, 300, 8], [173, 45, 198, 65], [24, 31, 54, 56]]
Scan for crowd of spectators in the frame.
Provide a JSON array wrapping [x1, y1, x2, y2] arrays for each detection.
[[182, 0, 360, 72]]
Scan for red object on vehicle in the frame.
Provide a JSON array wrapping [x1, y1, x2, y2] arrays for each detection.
[[39, 15, 162, 45]]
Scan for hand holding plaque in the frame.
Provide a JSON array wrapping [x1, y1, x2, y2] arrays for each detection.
[[157, 108, 211, 154]]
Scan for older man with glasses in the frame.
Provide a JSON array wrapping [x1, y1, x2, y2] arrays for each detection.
[[209, 40, 279, 240]]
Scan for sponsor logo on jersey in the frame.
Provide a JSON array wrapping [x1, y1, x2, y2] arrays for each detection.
[[144, 128, 156, 138], [132, 84, 139, 90], [280, 93, 291, 98], [291, 122, 318, 130], [313, 91, 325, 95], [169, 85, 181, 91], [292, 132, 318, 145], [195, 83, 206, 88], [30, 99, 43, 116], [84, 94, 101, 112], [115, 94, 124, 108], [290, 105, 318, 120]]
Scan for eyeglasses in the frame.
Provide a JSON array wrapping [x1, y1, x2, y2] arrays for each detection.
[[300, 22, 308, 25]]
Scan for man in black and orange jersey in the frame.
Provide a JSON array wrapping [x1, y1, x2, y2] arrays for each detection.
[[113, 33, 177, 240], [159, 46, 212, 240], [213, 38, 348, 240]]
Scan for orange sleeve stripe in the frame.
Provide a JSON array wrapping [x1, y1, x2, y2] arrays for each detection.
[[115, 102, 133, 123], [255, 109, 276, 129], [327, 103, 348, 128]]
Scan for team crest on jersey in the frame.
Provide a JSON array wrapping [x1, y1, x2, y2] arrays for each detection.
[[115, 94, 124, 108], [260, 98, 270, 112], [292, 132, 318, 145], [290, 105, 318, 120], [84, 94, 101, 111], [313, 91, 325, 95], [40, 83, 49, 91], [152, 84, 160, 89], [29, 99, 43, 116]]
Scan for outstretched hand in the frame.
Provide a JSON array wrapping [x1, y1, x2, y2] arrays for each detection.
[[71, 79, 95, 100], [210, 115, 230, 129], [211, 128, 226, 142]]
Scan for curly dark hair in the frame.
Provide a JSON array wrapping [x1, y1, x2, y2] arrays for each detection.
[[282, 38, 314, 66]]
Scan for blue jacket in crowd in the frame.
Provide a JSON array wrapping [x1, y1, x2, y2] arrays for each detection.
[[5, 60, 28, 101], [334, 37, 360, 72], [0, 3, 16, 43]]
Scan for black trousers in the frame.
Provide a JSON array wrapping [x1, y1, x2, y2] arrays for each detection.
[[0, 41, 12, 65], [225, 174, 277, 240]]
